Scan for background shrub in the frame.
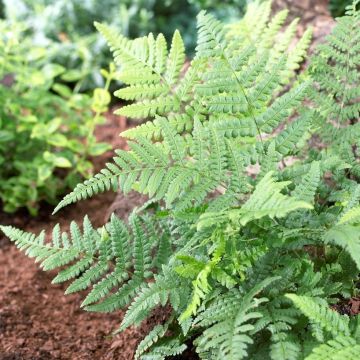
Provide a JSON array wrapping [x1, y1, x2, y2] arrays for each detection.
[[0, 21, 113, 214]]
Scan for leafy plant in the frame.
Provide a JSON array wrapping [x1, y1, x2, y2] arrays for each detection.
[[0, 21, 113, 214], [2, 1, 360, 359], [305, 0, 360, 208]]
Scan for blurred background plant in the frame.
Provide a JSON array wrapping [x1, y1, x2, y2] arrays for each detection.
[[0, 21, 113, 214], [328, 0, 354, 17], [1, 0, 248, 91]]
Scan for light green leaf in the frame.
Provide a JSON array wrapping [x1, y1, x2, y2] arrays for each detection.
[[47, 134, 68, 147], [54, 156, 72, 168], [91, 88, 111, 113], [88, 142, 111, 156], [38, 164, 53, 182]]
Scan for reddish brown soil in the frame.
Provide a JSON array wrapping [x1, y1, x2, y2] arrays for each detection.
[[0, 112, 155, 359], [332, 298, 360, 317], [0, 245, 146, 360]]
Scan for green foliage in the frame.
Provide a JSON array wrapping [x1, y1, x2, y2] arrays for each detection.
[[194, 277, 278, 359], [324, 224, 360, 270], [307, 0, 360, 181], [286, 294, 350, 337], [287, 294, 360, 359], [2, 1, 360, 360], [329, 0, 355, 17], [311, 0, 359, 128], [306, 336, 360, 360], [0, 21, 112, 214], [54, 0, 311, 214]]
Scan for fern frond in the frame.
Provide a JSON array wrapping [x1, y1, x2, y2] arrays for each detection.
[[121, 113, 193, 141], [197, 171, 313, 230], [258, 142, 280, 178], [309, 3, 360, 152], [286, 294, 350, 337], [95, 23, 188, 121], [140, 338, 187, 360], [269, 18, 299, 65], [261, 9, 289, 48], [211, 116, 257, 138], [119, 267, 187, 331], [338, 206, 360, 225], [292, 161, 321, 204], [283, 27, 312, 80], [196, 10, 226, 59], [341, 185, 360, 215], [237, 172, 313, 226], [305, 336, 360, 360], [114, 84, 168, 101], [0, 213, 174, 315], [227, 1, 310, 81], [257, 81, 310, 133], [270, 334, 301, 360], [165, 30, 185, 86], [324, 224, 360, 270], [227, 0, 272, 44], [117, 96, 180, 119], [56, 116, 234, 213], [179, 262, 213, 321], [135, 322, 170, 359], [275, 114, 313, 156], [0, 219, 97, 272], [194, 277, 279, 359], [134, 319, 185, 360]]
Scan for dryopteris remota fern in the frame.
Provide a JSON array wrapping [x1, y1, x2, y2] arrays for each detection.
[[2, 1, 360, 359], [308, 0, 360, 174], [316, 1, 359, 123], [287, 294, 360, 359], [53, 0, 312, 214]]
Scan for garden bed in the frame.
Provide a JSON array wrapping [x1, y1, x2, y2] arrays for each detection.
[[0, 0, 360, 360]]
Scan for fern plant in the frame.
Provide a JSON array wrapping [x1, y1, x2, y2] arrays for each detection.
[[296, 0, 360, 243], [54, 0, 312, 214], [307, 1, 360, 177], [286, 294, 360, 359], [2, 1, 360, 359]]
